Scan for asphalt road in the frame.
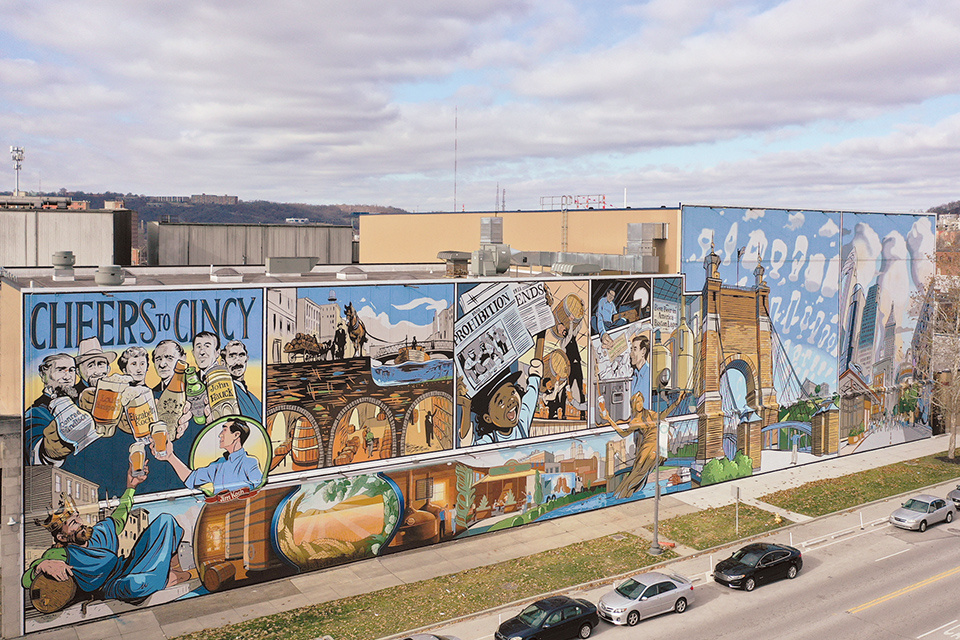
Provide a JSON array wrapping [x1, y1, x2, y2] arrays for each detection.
[[419, 479, 960, 640]]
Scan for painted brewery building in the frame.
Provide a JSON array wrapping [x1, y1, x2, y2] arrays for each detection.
[[0, 204, 936, 637]]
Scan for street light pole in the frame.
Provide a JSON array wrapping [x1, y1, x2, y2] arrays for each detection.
[[649, 367, 671, 556]]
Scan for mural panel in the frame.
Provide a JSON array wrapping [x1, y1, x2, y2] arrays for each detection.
[[23, 289, 264, 500], [836, 212, 935, 453], [455, 280, 590, 446], [264, 284, 455, 473]]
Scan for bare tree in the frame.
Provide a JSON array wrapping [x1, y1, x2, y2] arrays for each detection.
[[912, 275, 960, 459]]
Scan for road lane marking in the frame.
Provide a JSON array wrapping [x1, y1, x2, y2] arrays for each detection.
[[847, 566, 960, 615], [875, 548, 910, 562], [805, 524, 891, 552], [917, 619, 958, 638]]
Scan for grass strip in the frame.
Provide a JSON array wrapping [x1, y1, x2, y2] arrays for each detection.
[[174, 533, 675, 640], [647, 503, 792, 550], [760, 453, 960, 518]]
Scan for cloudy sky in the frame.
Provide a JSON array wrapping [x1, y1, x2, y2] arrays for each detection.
[[3, 0, 960, 212]]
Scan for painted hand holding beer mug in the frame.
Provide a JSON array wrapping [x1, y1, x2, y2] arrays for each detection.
[[78, 374, 132, 437], [41, 396, 96, 461]]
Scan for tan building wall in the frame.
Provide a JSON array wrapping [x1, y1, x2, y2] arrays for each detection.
[[0, 280, 21, 416], [358, 208, 682, 273]]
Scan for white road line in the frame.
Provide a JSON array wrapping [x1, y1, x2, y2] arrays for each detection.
[[875, 548, 910, 562], [917, 619, 958, 638], [804, 523, 892, 552]]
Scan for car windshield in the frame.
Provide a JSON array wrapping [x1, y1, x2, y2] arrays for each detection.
[[903, 499, 930, 513], [730, 548, 764, 567], [518, 603, 548, 627], [616, 578, 645, 599]]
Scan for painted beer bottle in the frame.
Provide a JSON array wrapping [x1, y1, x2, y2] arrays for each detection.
[[184, 365, 208, 425]]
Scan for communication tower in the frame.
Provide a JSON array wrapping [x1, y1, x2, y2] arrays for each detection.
[[10, 146, 24, 196]]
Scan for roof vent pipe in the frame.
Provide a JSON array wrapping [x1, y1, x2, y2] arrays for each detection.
[[95, 265, 124, 286], [52, 251, 76, 282]]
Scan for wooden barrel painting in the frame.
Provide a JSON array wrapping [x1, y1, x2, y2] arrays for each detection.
[[245, 490, 287, 571], [291, 418, 321, 468], [552, 293, 585, 338], [202, 561, 237, 592], [193, 487, 294, 592], [30, 574, 77, 614]]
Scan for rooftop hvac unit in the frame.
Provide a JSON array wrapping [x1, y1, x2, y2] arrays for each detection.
[[480, 217, 503, 244]]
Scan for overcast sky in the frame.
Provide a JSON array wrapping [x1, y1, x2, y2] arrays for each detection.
[[3, 0, 959, 213]]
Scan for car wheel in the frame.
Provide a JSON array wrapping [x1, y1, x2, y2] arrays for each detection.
[[919, 520, 927, 532], [947, 511, 954, 523], [787, 564, 798, 579], [578, 622, 593, 638], [626, 611, 640, 626], [675, 597, 688, 614], [744, 577, 756, 592]]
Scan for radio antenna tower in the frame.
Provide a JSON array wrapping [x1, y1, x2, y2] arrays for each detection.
[[11, 146, 24, 196]]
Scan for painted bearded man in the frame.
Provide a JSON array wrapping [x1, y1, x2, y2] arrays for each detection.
[[22, 461, 190, 607]]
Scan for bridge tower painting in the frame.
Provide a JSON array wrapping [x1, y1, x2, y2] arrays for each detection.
[[697, 245, 779, 466]]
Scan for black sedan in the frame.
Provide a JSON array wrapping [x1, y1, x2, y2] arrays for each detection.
[[713, 542, 802, 592], [495, 595, 599, 640]]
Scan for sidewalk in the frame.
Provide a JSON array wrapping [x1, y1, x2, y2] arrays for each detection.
[[28, 435, 952, 640]]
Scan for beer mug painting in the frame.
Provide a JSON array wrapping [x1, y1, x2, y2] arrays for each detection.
[[151, 422, 168, 459], [92, 374, 128, 424], [129, 442, 146, 477], [124, 386, 157, 440], [50, 396, 98, 453]]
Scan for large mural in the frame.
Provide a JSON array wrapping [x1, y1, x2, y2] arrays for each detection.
[[16, 207, 937, 634]]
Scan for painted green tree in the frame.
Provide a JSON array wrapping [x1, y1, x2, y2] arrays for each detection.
[[455, 464, 475, 530], [533, 469, 543, 504]]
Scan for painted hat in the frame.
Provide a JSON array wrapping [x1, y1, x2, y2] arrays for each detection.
[[75, 337, 118, 366]]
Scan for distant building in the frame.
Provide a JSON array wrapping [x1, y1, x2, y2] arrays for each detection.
[[0, 196, 137, 266], [146, 221, 353, 266], [191, 194, 238, 205]]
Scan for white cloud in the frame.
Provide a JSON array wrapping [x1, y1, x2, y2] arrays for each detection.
[[786, 212, 805, 231], [392, 296, 449, 313], [818, 218, 840, 237], [1, 0, 960, 211]]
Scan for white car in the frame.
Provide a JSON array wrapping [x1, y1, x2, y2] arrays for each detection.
[[889, 494, 955, 531], [597, 571, 694, 626]]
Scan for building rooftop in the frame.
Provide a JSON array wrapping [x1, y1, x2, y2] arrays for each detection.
[[0, 262, 558, 290]]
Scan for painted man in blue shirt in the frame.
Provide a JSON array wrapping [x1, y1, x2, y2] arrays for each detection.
[[156, 418, 263, 495], [630, 334, 651, 412]]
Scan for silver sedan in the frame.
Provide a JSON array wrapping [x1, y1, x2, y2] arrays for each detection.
[[947, 484, 960, 510], [597, 571, 695, 626], [889, 494, 956, 531]]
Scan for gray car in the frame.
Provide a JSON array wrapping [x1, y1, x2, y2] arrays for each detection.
[[889, 494, 955, 531], [597, 571, 695, 626], [947, 484, 960, 510]]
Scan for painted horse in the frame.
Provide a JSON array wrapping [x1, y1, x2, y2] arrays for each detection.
[[343, 302, 367, 357]]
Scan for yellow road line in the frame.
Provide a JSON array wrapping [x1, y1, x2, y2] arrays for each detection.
[[847, 565, 960, 614]]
